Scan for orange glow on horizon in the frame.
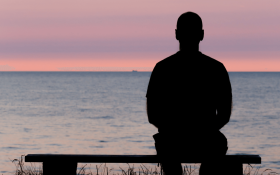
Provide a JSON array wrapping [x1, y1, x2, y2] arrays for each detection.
[[1, 54, 280, 72]]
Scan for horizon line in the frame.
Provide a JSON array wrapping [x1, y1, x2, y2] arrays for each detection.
[[0, 71, 280, 72]]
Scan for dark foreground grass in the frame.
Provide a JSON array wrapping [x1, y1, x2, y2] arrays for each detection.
[[9, 155, 279, 175]]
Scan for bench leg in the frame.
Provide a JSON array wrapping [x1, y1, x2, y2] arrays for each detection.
[[43, 161, 77, 175]]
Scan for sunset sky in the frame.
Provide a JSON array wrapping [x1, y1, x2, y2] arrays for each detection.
[[0, 0, 279, 71]]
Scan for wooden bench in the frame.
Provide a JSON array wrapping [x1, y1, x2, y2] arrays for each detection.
[[25, 154, 261, 175]]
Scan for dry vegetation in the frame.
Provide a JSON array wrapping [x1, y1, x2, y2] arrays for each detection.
[[8, 155, 279, 175]]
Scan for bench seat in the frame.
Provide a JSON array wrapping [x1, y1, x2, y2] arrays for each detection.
[[25, 154, 261, 175], [25, 154, 261, 163]]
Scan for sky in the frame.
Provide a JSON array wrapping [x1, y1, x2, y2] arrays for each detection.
[[0, 0, 279, 71]]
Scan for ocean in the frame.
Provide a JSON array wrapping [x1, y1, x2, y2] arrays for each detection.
[[0, 72, 280, 174]]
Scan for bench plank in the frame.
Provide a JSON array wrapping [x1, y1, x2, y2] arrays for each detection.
[[25, 154, 261, 164], [24, 154, 261, 175]]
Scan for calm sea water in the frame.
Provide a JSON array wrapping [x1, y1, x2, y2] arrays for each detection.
[[0, 72, 280, 174]]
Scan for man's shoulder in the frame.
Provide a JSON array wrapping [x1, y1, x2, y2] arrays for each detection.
[[156, 52, 178, 66], [200, 52, 224, 67], [155, 52, 225, 68]]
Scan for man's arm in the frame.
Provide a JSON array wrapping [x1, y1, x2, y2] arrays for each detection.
[[145, 63, 163, 129], [216, 98, 232, 130], [216, 64, 232, 130], [146, 98, 160, 128]]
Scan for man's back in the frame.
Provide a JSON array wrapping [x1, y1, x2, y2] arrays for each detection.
[[146, 51, 232, 135], [146, 12, 232, 175]]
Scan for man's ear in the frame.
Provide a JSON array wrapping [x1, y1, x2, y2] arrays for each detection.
[[200, 30, 204, 41], [175, 29, 179, 41]]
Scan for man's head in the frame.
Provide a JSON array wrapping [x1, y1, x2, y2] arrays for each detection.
[[176, 12, 204, 46]]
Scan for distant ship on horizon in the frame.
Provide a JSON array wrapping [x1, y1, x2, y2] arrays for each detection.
[[132, 70, 137, 72]]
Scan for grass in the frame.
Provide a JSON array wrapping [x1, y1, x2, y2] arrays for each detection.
[[8, 155, 279, 175]]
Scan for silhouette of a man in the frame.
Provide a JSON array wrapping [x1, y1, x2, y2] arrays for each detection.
[[146, 12, 232, 175]]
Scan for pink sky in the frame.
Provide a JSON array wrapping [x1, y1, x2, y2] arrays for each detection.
[[0, 0, 279, 71]]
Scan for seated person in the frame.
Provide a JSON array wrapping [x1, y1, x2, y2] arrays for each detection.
[[146, 11, 232, 175]]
